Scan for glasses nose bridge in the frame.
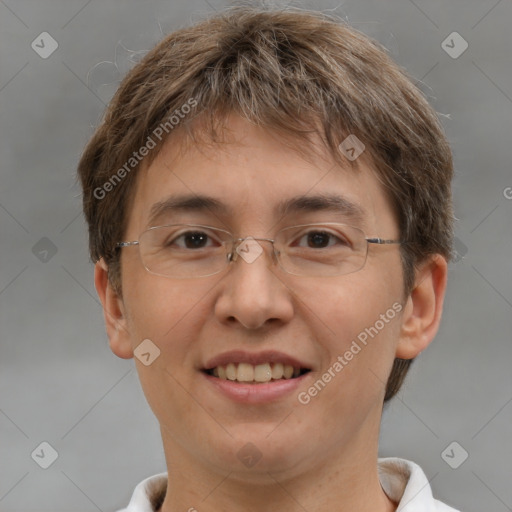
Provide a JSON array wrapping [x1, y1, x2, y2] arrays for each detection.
[[229, 235, 279, 265]]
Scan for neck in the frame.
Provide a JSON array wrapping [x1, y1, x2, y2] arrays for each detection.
[[157, 428, 396, 512]]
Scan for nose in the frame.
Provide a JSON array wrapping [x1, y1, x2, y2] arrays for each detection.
[[228, 236, 279, 266], [214, 238, 294, 330]]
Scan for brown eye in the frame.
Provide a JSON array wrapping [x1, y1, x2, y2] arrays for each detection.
[[165, 230, 217, 250], [296, 230, 349, 249], [181, 232, 210, 249], [306, 231, 331, 248]]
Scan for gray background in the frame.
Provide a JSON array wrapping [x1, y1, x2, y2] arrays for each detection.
[[1, 0, 511, 511]]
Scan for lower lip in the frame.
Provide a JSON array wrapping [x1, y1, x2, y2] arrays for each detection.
[[202, 371, 310, 404]]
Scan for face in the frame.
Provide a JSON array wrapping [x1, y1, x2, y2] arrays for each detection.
[[102, 115, 425, 480]]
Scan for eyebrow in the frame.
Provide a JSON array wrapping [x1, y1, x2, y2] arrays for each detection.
[[147, 193, 366, 227], [278, 194, 366, 224], [148, 195, 230, 226]]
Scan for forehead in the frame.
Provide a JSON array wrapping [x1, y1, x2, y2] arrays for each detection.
[[126, 116, 397, 236]]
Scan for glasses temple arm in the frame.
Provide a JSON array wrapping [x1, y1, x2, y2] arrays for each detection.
[[116, 241, 140, 248], [366, 238, 402, 245]]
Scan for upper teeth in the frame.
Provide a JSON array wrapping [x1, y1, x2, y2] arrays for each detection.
[[211, 363, 301, 382]]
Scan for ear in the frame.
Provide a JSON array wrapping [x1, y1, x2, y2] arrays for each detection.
[[396, 254, 448, 359], [94, 259, 134, 359]]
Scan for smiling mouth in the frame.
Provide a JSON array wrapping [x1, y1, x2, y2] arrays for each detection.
[[204, 362, 311, 383]]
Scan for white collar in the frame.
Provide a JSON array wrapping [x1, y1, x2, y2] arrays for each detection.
[[119, 458, 459, 512], [378, 458, 459, 511]]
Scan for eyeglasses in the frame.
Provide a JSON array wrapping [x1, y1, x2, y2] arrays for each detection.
[[116, 223, 402, 278]]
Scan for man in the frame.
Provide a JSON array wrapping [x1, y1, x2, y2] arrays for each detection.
[[78, 6, 459, 511]]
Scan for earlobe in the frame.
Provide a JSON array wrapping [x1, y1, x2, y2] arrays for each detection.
[[396, 254, 448, 359], [94, 259, 134, 359]]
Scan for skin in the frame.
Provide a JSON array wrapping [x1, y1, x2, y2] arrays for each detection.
[[95, 115, 447, 512]]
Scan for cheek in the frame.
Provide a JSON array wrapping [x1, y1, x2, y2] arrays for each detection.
[[121, 275, 215, 431], [303, 262, 401, 344], [122, 267, 212, 343], [297, 263, 403, 398]]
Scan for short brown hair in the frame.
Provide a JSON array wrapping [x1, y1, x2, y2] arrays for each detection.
[[77, 6, 454, 401]]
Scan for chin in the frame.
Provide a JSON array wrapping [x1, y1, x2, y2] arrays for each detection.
[[206, 427, 312, 476]]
